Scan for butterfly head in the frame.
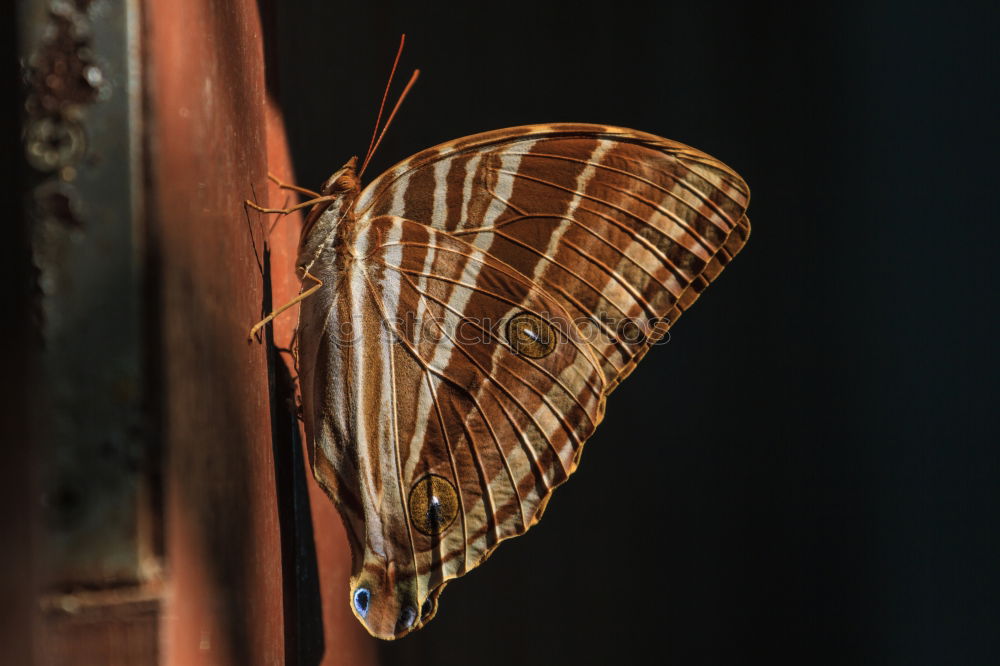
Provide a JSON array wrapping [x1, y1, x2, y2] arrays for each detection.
[[319, 156, 360, 197], [349, 559, 443, 639]]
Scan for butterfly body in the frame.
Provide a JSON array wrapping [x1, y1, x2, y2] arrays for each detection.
[[293, 124, 750, 639]]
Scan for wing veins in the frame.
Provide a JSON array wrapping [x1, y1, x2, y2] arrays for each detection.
[[502, 150, 733, 240], [484, 226, 658, 319], [597, 179, 720, 256], [463, 383, 528, 533], [384, 303, 421, 595], [493, 167, 717, 258], [486, 381, 568, 488], [384, 261, 603, 413], [477, 176, 696, 285], [476, 175, 691, 289], [354, 260, 578, 510], [390, 263, 609, 390], [424, 371, 469, 571], [412, 300, 587, 451], [455, 414, 501, 546], [467, 223, 650, 319], [386, 264, 596, 439], [360, 266, 510, 567], [673, 154, 751, 211], [370, 242, 605, 380], [454, 213, 676, 302]]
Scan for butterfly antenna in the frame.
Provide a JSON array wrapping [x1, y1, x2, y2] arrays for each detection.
[[359, 68, 420, 178], [360, 34, 406, 175]]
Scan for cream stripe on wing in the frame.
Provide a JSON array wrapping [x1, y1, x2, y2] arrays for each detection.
[[471, 141, 537, 251], [349, 224, 388, 557], [401, 264, 440, 480], [460, 153, 482, 225], [389, 172, 412, 223], [372, 219, 427, 487], [375, 219, 406, 501], [384, 295, 420, 595], [399, 218, 471, 481], [532, 139, 609, 281], [430, 158, 451, 228]]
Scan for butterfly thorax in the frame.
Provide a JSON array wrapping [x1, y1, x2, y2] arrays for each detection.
[[297, 157, 362, 276]]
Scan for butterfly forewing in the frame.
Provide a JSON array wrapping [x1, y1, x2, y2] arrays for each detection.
[[356, 124, 750, 389]]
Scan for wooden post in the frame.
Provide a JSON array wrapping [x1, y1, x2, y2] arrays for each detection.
[[145, 0, 377, 663]]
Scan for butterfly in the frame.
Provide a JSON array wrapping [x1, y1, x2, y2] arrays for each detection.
[[249, 121, 752, 640]]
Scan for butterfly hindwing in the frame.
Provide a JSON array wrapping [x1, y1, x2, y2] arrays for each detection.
[[298, 211, 606, 637], [363, 215, 605, 558]]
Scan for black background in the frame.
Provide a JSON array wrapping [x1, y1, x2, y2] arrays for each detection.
[[273, 2, 997, 664]]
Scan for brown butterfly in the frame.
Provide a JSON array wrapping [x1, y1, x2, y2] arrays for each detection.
[[247, 120, 751, 640]]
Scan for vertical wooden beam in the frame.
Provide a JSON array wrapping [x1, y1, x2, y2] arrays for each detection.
[[145, 0, 281, 662], [146, 0, 378, 663]]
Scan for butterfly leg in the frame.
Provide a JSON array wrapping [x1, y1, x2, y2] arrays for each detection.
[[247, 270, 323, 342], [244, 194, 338, 216], [267, 172, 322, 198]]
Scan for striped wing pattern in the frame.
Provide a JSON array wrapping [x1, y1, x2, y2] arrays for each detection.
[[357, 124, 751, 389], [295, 124, 749, 639]]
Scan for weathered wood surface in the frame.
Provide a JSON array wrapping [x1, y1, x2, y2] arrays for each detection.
[[146, 0, 376, 662]]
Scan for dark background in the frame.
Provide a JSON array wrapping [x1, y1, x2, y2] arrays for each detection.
[[273, 2, 998, 664]]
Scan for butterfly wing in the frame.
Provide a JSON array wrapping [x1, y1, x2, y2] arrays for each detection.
[[298, 214, 605, 639], [356, 123, 750, 389], [299, 125, 750, 639]]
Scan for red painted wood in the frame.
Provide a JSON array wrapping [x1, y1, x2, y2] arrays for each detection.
[[145, 0, 376, 662]]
